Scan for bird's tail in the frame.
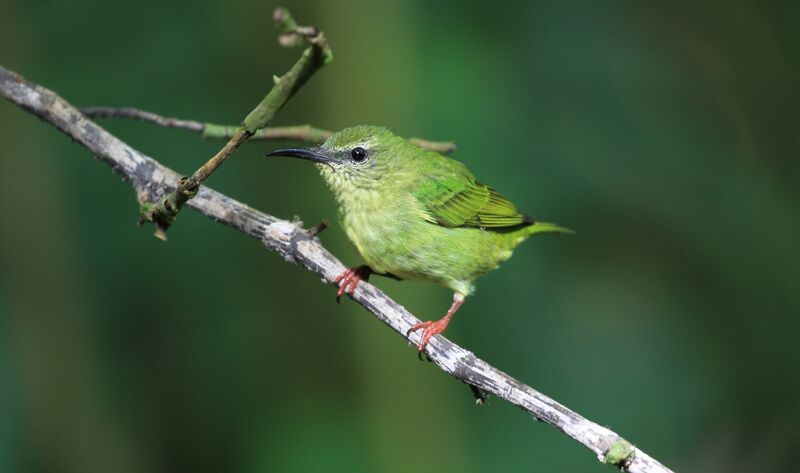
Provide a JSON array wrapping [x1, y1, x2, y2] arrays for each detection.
[[524, 221, 575, 236], [501, 220, 574, 250]]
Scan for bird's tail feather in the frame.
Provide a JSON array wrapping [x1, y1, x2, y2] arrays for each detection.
[[525, 221, 575, 236]]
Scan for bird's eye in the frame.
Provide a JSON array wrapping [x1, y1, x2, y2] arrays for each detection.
[[351, 147, 367, 162]]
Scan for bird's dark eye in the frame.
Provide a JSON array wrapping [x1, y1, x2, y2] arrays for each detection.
[[351, 147, 367, 162]]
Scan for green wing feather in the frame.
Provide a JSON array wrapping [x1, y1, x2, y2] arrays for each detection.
[[412, 159, 531, 229]]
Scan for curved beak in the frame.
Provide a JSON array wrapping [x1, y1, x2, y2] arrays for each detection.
[[264, 147, 338, 165]]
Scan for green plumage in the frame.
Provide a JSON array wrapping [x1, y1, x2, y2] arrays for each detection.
[[266, 125, 571, 350], [311, 126, 571, 296]]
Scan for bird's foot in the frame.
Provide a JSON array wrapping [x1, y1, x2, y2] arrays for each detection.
[[334, 265, 371, 301], [406, 295, 464, 354], [407, 317, 451, 353]]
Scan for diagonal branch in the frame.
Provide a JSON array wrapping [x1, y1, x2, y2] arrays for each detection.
[[78, 106, 458, 154], [0, 64, 673, 473]]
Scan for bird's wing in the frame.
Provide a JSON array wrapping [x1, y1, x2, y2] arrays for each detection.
[[413, 163, 531, 229]]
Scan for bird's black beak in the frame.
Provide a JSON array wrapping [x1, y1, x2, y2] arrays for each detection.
[[264, 147, 338, 165]]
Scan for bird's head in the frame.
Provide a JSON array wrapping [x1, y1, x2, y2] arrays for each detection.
[[265, 125, 417, 195]]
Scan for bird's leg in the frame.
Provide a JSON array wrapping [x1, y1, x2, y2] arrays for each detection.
[[334, 265, 372, 300], [407, 293, 465, 352]]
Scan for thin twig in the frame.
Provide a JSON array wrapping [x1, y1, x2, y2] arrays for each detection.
[[79, 106, 205, 131], [142, 7, 334, 239], [1, 63, 673, 473], [79, 106, 457, 154], [306, 219, 330, 238]]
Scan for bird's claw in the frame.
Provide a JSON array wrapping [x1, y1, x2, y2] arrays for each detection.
[[407, 319, 448, 353], [333, 266, 371, 300]]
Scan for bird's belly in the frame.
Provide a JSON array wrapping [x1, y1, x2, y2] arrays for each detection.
[[343, 212, 412, 273], [343, 211, 509, 291]]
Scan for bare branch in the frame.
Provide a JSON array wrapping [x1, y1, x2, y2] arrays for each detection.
[[79, 106, 457, 154], [0, 64, 673, 473], [79, 106, 205, 131]]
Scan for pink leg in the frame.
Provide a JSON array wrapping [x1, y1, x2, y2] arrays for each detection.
[[407, 294, 465, 352], [333, 265, 372, 299]]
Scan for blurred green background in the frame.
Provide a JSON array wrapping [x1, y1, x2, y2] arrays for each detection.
[[1, 1, 798, 472]]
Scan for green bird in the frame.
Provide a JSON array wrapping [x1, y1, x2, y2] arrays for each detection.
[[266, 126, 571, 352]]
